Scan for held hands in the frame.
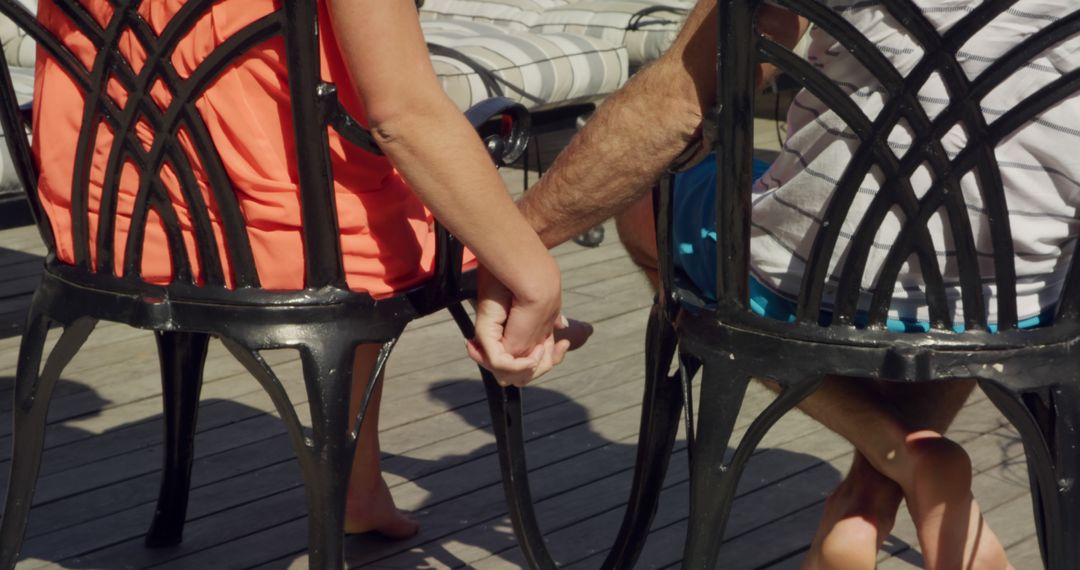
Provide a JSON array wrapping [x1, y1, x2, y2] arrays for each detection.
[[466, 266, 592, 387]]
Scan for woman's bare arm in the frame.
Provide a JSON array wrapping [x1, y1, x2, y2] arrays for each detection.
[[327, 0, 563, 372]]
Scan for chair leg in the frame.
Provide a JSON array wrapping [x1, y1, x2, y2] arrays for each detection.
[[722, 376, 821, 489], [298, 341, 359, 570], [145, 331, 210, 548], [981, 380, 1080, 570], [481, 371, 557, 570], [601, 303, 683, 570], [0, 311, 96, 569], [447, 303, 557, 570], [224, 338, 358, 570], [1043, 384, 1080, 570], [681, 357, 752, 570]]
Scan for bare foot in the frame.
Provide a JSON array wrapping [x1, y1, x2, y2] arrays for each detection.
[[901, 432, 1010, 570], [803, 453, 903, 570], [344, 476, 419, 540]]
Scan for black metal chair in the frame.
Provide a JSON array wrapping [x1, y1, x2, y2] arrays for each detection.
[[597, 0, 1080, 568], [0, 1, 569, 568]]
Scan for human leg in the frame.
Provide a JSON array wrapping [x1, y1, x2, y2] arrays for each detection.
[[623, 165, 1005, 567], [617, 192, 899, 567], [800, 379, 978, 569], [803, 451, 902, 570], [791, 376, 1009, 570], [344, 344, 419, 538], [615, 192, 660, 289]]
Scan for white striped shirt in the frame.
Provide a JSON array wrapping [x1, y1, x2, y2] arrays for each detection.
[[750, 0, 1080, 324]]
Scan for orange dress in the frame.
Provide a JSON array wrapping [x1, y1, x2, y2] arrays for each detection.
[[33, 0, 464, 296]]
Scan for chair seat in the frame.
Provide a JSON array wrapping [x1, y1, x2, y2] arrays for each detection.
[[35, 260, 478, 348], [423, 19, 629, 111]]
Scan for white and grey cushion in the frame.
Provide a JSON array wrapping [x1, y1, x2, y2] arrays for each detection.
[[0, 0, 35, 196], [423, 20, 628, 111], [420, 0, 570, 30], [531, 0, 693, 67]]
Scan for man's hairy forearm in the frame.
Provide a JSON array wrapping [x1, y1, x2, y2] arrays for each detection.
[[518, 0, 718, 248], [517, 0, 806, 249], [518, 66, 705, 248]]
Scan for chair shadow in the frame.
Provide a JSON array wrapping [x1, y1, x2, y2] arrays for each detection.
[[0, 245, 44, 339], [341, 379, 847, 569], [0, 371, 331, 569], [0, 369, 846, 569]]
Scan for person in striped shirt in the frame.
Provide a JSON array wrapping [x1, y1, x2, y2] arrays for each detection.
[[472, 0, 1078, 567]]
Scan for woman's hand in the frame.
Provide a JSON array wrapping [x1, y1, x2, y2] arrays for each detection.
[[467, 266, 592, 387]]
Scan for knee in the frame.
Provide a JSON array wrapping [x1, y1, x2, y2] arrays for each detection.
[[906, 432, 972, 478]]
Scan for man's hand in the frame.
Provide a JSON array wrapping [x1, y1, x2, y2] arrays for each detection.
[[466, 267, 592, 387]]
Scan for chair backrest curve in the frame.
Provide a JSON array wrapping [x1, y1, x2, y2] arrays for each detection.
[[707, 0, 1080, 334], [0, 0, 387, 295]]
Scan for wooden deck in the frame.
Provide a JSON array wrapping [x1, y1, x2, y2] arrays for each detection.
[[0, 125, 1042, 568]]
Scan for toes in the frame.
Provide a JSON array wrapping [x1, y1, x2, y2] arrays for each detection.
[[376, 511, 420, 540], [345, 477, 420, 540], [345, 509, 420, 540]]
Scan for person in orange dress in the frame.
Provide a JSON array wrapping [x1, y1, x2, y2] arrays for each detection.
[[33, 0, 583, 538]]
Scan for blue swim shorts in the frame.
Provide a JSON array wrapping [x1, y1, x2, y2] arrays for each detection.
[[670, 155, 1049, 332]]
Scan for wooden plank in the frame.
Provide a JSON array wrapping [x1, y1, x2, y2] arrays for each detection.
[[556, 425, 1028, 570], [0, 307, 29, 338], [0, 264, 645, 452], [0, 172, 1043, 570], [1004, 535, 1044, 570], [388, 388, 861, 568], [21, 336, 708, 565], [0, 321, 147, 383], [498, 397, 1022, 570], [18, 367, 1016, 569], [16, 345, 648, 565], [0, 249, 39, 336], [0, 250, 41, 268], [245, 386, 808, 569], [380, 304, 652, 413], [10, 371, 1019, 570], [9, 305, 652, 521], [0, 340, 298, 445], [0, 259, 43, 280], [0, 225, 48, 256]]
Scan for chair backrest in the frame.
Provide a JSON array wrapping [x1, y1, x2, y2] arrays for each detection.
[[0, 0, 488, 304], [694, 0, 1080, 336]]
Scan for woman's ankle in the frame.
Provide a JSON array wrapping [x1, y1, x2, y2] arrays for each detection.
[[344, 475, 419, 539]]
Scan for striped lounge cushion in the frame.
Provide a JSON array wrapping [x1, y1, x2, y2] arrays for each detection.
[[423, 20, 629, 111], [420, 0, 570, 30], [0, 0, 34, 68], [0, 1, 34, 196], [0, 66, 31, 195], [531, 0, 693, 68]]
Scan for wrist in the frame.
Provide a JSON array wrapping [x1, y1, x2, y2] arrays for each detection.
[[517, 187, 558, 249], [502, 249, 561, 306]]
